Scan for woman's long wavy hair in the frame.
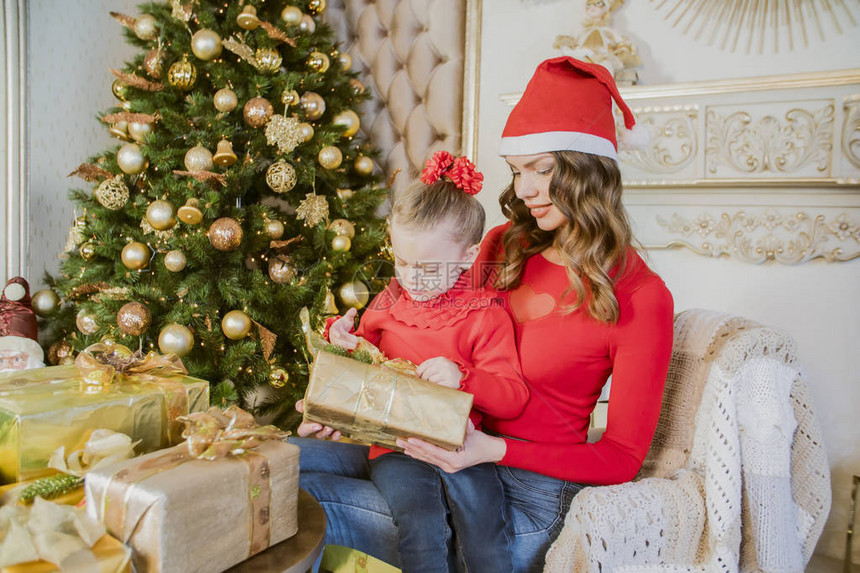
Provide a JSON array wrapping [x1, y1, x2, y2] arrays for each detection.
[[495, 150, 634, 324]]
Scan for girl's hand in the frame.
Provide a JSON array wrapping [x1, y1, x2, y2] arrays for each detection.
[[329, 308, 359, 350], [396, 421, 506, 473], [416, 356, 464, 389], [294, 399, 342, 440]]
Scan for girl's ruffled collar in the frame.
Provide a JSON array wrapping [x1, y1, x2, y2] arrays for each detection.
[[387, 271, 499, 329]]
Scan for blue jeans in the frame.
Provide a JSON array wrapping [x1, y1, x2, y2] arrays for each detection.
[[371, 452, 512, 573], [292, 437, 583, 573]]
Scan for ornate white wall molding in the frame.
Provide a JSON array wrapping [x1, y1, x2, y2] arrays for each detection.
[[653, 208, 860, 264], [615, 69, 860, 187], [1, 0, 28, 282]]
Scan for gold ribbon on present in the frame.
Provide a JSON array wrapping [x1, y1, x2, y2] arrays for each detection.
[[74, 343, 191, 443], [102, 407, 289, 559]]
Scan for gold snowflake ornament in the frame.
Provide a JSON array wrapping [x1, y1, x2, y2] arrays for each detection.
[[296, 193, 329, 227], [265, 115, 303, 154]]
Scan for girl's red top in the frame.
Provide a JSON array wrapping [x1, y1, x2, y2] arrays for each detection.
[[350, 273, 529, 460], [476, 224, 674, 485]]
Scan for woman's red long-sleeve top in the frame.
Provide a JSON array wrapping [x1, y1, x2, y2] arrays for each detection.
[[476, 224, 674, 485]]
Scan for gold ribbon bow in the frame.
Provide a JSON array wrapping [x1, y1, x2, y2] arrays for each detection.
[[179, 406, 289, 460], [74, 342, 187, 389]]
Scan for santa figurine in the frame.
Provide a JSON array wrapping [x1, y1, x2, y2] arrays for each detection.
[[0, 277, 45, 372]]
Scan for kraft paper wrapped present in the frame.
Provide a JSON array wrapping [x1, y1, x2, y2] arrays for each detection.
[[0, 343, 209, 484], [299, 307, 473, 450], [85, 406, 300, 573]]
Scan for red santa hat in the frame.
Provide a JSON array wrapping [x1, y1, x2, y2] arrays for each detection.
[[499, 56, 649, 161]]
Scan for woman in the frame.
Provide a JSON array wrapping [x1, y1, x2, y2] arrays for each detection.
[[294, 56, 673, 572]]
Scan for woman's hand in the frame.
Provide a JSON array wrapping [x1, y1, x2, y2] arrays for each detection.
[[294, 399, 342, 440], [396, 421, 507, 473], [329, 308, 359, 350], [416, 357, 464, 389]]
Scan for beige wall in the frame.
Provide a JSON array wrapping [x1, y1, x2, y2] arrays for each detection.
[[473, 0, 860, 563]]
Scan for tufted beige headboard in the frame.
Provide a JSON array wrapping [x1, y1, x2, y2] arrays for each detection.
[[325, 0, 466, 195]]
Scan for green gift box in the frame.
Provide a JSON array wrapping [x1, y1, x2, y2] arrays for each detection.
[[0, 352, 209, 484]]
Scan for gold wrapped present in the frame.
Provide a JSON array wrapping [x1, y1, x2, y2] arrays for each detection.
[[0, 344, 209, 484], [0, 497, 131, 573], [303, 350, 473, 450], [85, 406, 299, 573], [299, 307, 473, 450]]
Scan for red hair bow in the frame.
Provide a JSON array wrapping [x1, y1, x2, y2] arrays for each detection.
[[420, 151, 483, 195]]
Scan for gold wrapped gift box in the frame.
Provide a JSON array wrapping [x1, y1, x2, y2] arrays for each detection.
[[0, 364, 209, 484], [303, 350, 474, 451], [1, 535, 131, 573], [85, 424, 300, 573]]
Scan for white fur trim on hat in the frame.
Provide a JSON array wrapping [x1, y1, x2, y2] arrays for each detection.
[[499, 131, 618, 160]]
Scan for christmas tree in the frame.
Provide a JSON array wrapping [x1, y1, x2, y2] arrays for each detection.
[[36, 0, 391, 427]]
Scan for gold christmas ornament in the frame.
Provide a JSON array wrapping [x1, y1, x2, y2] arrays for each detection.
[[296, 193, 329, 226], [281, 6, 303, 26], [222, 310, 252, 340], [111, 79, 129, 100], [299, 14, 316, 34], [191, 29, 222, 61], [268, 367, 289, 388], [177, 198, 203, 225], [297, 122, 315, 142], [213, 139, 238, 167], [127, 121, 153, 143], [32, 289, 61, 317], [167, 56, 197, 91], [265, 115, 303, 154], [146, 200, 177, 230], [353, 154, 374, 176], [268, 255, 297, 284], [79, 242, 96, 261], [143, 48, 164, 78], [307, 51, 330, 73], [95, 175, 130, 210], [236, 6, 260, 30], [300, 92, 325, 120], [213, 87, 238, 112], [243, 97, 274, 128], [329, 218, 355, 239], [48, 341, 74, 365], [333, 110, 360, 137], [349, 78, 366, 95], [336, 188, 354, 201], [109, 120, 130, 141], [117, 302, 151, 336], [323, 289, 339, 314], [307, 0, 327, 15], [116, 143, 146, 175], [133, 14, 159, 40], [318, 146, 343, 170], [254, 48, 283, 74], [76, 310, 99, 336], [281, 89, 300, 106], [337, 52, 352, 71], [158, 323, 194, 357], [184, 145, 214, 172], [338, 280, 370, 309], [265, 160, 297, 194], [208, 217, 243, 251], [331, 234, 351, 252], [121, 241, 151, 270], [164, 249, 187, 272], [266, 219, 285, 239]]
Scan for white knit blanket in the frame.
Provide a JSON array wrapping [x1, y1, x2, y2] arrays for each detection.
[[543, 309, 831, 573]]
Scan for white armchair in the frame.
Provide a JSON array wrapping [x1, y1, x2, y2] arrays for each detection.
[[544, 309, 832, 572]]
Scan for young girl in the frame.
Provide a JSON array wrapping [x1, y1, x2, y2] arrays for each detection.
[[324, 151, 528, 573]]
